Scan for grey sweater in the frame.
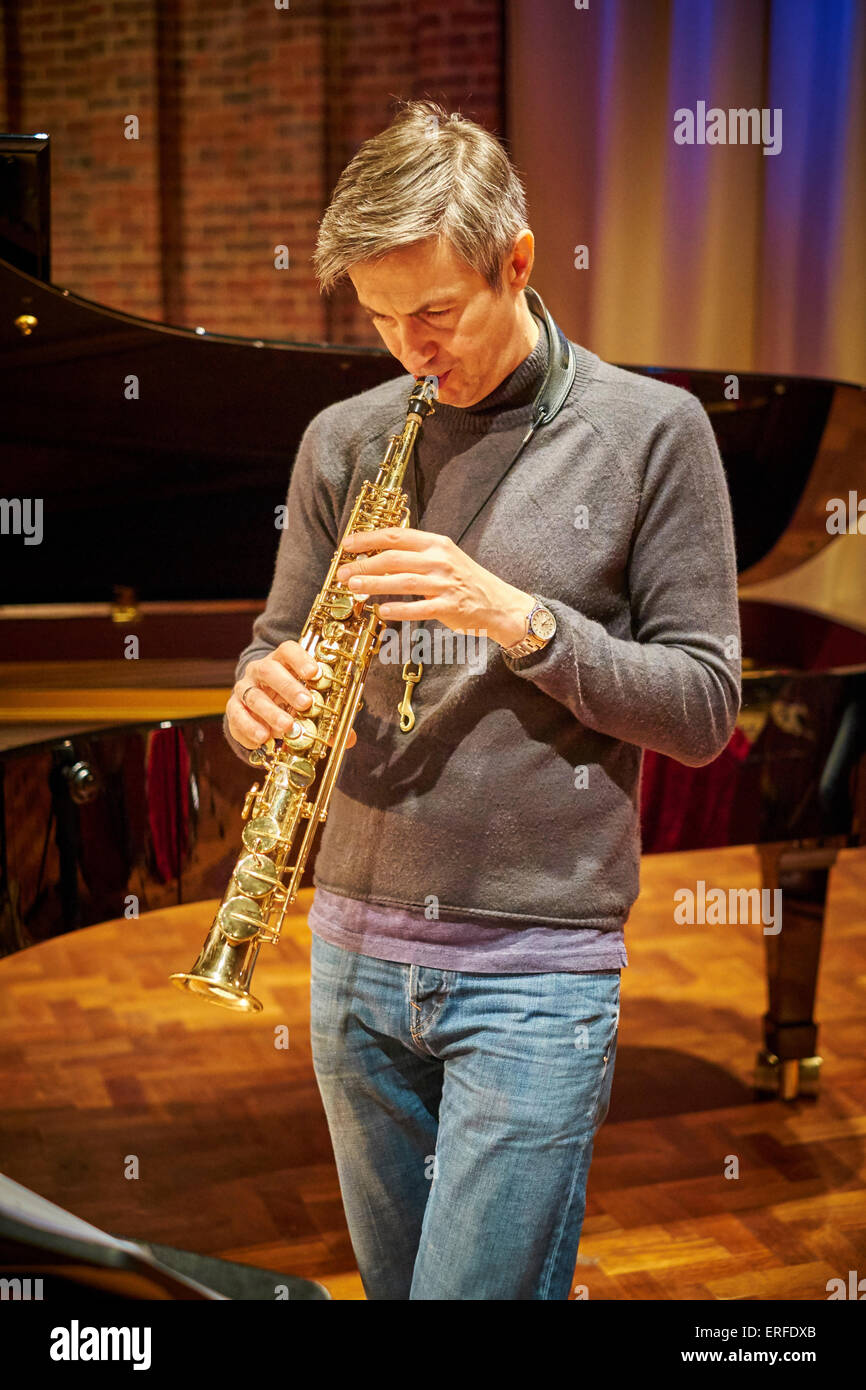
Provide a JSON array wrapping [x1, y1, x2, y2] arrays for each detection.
[[223, 324, 742, 961]]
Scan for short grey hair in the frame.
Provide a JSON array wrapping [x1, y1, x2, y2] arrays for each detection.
[[312, 99, 530, 295]]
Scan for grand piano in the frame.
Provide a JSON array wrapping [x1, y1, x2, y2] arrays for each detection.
[[1, 252, 865, 1102]]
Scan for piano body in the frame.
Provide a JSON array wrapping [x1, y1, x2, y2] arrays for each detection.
[[1, 254, 864, 1101]]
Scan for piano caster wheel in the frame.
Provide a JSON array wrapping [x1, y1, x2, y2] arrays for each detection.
[[753, 1049, 822, 1100]]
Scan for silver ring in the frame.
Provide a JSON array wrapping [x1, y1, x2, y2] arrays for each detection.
[[241, 684, 256, 707]]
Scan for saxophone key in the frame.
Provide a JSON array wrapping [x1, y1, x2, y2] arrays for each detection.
[[248, 738, 276, 767], [218, 895, 264, 943], [235, 852, 280, 898], [284, 717, 317, 752], [327, 593, 354, 620], [306, 688, 326, 718], [310, 661, 334, 692], [286, 754, 316, 789], [241, 814, 280, 853]]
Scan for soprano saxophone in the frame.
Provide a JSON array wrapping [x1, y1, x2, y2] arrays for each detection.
[[170, 374, 438, 1012]]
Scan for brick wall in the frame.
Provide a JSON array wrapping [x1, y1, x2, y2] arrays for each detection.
[[2, 0, 504, 345]]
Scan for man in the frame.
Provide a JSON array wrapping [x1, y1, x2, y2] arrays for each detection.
[[223, 100, 741, 1300]]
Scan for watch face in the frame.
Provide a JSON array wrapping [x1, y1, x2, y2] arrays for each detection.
[[530, 606, 556, 640]]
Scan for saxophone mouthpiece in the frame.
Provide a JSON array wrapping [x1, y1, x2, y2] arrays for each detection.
[[409, 374, 438, 416]]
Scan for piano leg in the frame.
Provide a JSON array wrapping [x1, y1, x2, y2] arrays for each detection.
[[753, 842, 839, 1100]]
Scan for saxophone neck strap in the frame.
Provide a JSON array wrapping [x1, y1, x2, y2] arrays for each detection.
[[413, 287, 585, 557], [521, 285, 577, 445], [398, 293, 581, 726]]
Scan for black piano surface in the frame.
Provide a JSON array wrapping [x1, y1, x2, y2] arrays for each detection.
[[1, 254, 864, 606], [1, 254, 865, 1098]]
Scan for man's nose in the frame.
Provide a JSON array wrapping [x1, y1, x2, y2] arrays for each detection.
[[398, 320, 437, 374]]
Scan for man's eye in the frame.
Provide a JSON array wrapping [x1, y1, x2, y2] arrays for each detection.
[[370, 309, 450, 323]]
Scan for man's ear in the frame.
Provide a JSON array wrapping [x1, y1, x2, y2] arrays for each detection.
[[505, 228, 534, 293]]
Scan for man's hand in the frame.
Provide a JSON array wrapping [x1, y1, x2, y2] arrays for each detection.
[[336, 527, 532, 648], [226, 639, 358, 751]]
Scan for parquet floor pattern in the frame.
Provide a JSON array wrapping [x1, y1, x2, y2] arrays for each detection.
[[1, 843, 863, 1301]]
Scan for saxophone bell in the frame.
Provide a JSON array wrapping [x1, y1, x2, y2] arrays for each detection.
[[170, 924, 264, 1013]]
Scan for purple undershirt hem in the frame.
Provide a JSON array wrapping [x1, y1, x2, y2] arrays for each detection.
[[307, 885, 628, 975]]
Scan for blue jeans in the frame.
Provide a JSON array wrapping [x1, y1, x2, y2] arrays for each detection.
[[309, 933, 620, 1300]]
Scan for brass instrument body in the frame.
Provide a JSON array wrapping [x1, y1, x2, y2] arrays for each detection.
[[171, 375, 437, 1011]]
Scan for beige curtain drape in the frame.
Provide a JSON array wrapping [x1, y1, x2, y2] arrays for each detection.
[[507, 0, 865, 383]]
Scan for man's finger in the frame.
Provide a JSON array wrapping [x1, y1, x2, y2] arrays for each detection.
[[338, 553, 436, 579], [344, 571, 417, 604], [340, 526, 434, 552], [323, 728, 357, 749]]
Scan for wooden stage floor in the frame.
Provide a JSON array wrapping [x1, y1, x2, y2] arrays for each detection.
[[1, 842, 864, 1301]]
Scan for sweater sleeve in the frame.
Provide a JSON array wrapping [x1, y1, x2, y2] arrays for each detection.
[[222, 411, 342, 763], [501, 393, 742, 767]]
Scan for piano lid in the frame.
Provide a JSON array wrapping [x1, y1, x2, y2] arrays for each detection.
[[0, 256, 404, 605], [1, 254, 864, 605]]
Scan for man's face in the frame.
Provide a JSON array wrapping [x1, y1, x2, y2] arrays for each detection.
[[347, 234, 535, 408]]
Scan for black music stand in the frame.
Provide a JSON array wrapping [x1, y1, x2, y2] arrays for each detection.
[[0, 1173, 330, 1301]]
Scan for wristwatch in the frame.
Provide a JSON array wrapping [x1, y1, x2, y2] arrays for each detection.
[[502, 595, 557, 659]]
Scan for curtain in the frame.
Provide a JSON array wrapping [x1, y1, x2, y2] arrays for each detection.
[[506, 0, 865, 382]]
